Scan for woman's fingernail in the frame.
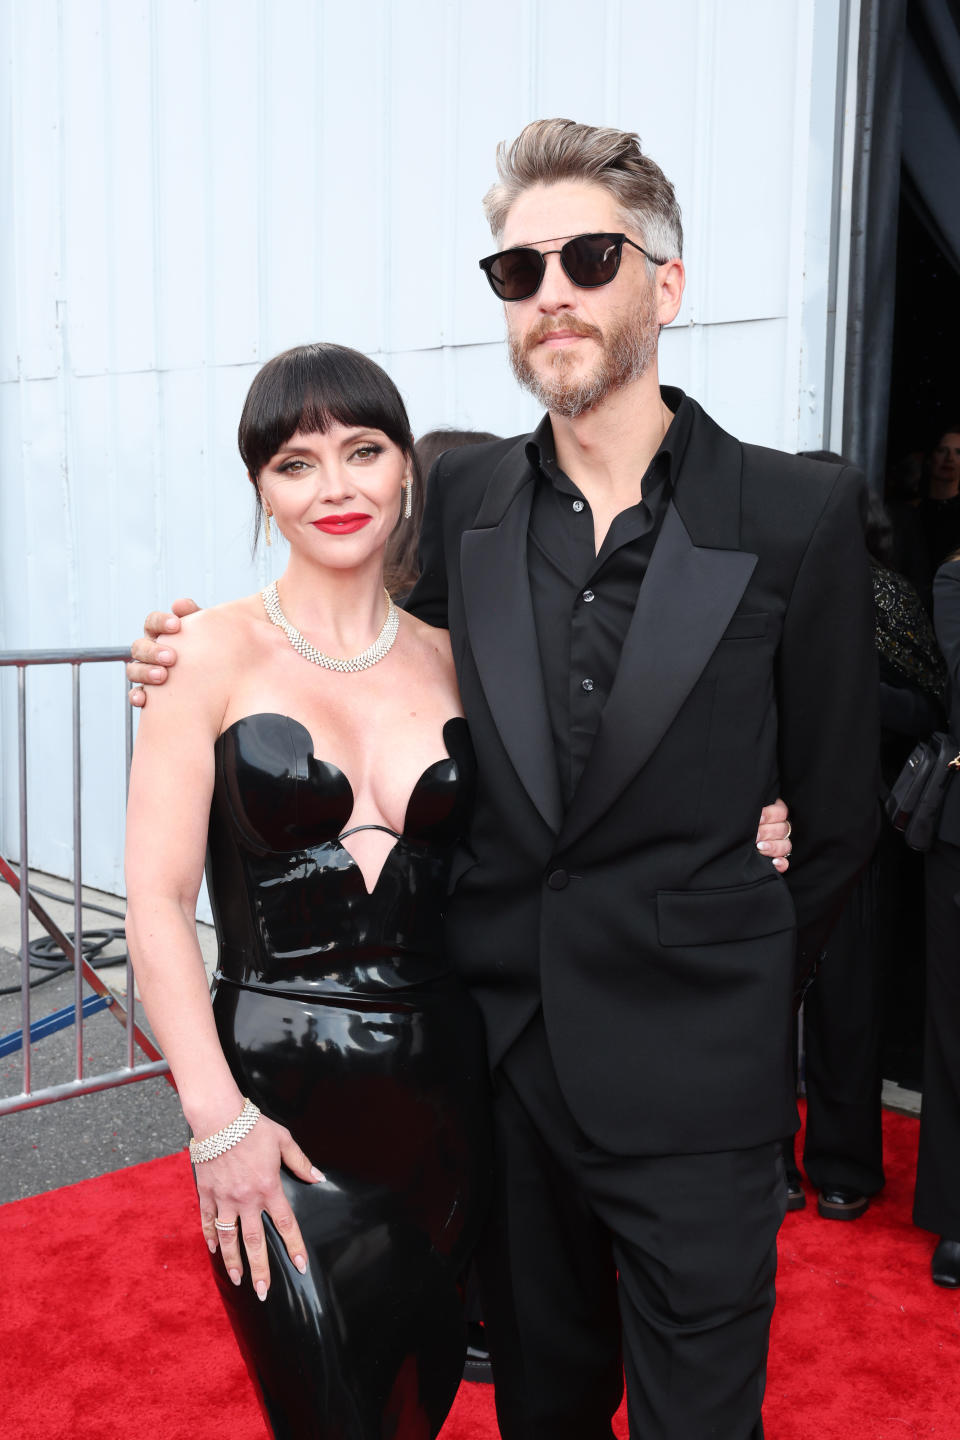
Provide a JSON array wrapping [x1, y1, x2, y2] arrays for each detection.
[[229, 1268, 242, 1286], [757, 841, 771, 853], [256, 1281, 268, 1302], [149, 667, 166, 681], [310, 1166, 326, 1182], [207, 1240, 218, 1254], [294, 1254, 307, 1274], [157, 649, 174, 662], [164, 618, 178, 630]]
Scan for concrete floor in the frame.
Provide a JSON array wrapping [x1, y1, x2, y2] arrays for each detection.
[[0, 869, 217, 1204]]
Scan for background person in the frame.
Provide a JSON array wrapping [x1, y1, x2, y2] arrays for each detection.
[[915, 552, 960, 1288], [913, 427, 960, 602], [783, 470, 945, 1221], [385, 428, 501, 601]]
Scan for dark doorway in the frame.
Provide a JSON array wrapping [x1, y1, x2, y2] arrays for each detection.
[[886, 189, 960, 474], [880, 181, 960, 1093]]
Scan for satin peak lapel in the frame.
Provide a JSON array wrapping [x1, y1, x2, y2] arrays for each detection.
[[461, 481, 564, 834], [558, 501, 757, 849]]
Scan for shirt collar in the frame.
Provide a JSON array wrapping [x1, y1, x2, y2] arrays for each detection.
[[525, 386, 693, 495]]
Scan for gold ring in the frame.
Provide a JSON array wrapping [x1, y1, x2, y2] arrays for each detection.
[[785, 823, 792, 839]]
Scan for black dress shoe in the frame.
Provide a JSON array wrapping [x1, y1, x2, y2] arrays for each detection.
[[932, 1237, 960, 1288], [785, 1170, 806, 1211], [818, 1186, 869, 1221], [463, 1322, 493, 1384]]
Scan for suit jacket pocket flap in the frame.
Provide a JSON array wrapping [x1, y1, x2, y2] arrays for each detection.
[[721, 612, 769, 640], [657, 875, 795, 946]]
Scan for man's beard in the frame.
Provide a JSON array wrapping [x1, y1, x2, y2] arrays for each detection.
[[508, 292, 660, 419]]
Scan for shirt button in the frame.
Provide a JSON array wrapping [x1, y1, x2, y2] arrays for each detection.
[[581, 678, 595, 693], [572, 500, 584, 512], [582, 589, 595, 603], [547, 869, 569, 890]]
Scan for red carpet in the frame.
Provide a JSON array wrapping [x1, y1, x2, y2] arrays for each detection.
[[2, 1106, 959, 1439]]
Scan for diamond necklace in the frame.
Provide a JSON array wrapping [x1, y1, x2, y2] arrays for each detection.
[[261, 581, 400, 673]]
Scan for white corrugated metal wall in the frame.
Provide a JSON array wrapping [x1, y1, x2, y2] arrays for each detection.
[[0, 0, 858, 897]]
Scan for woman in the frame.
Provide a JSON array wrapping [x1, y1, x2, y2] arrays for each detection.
[[916, 427, 960, 596], [125, 343, 491, 1438], [915, 552, 960, 1287]]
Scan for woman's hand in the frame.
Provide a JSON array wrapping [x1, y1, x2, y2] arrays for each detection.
[[756, 798, 792, 873], [194, 1113, 324, 1299]]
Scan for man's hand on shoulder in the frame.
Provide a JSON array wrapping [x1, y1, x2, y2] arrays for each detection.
[[127, 598, 202, 706]]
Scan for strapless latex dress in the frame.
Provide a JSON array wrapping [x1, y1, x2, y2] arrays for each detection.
[[203, 712, 490, 1439]]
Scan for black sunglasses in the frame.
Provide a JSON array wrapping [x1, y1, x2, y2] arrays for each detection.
[[478, 232, 668, 302]]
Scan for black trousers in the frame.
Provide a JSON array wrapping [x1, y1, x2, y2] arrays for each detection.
[[797, 857, 885, 1195], [914, 839, 960, 1237], [476, 1017, 785, 1440]]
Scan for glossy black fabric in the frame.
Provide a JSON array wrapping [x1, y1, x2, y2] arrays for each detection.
[[203, 713, 490, 1439]]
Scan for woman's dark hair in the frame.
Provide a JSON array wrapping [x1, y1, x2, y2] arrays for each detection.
[[414, 427, 501, 476], [238, 343, 419, 548], [863, 493, 894, 564], [799, 449, 847, 465], [930, 423, 960, 451], [384, 428, 502, 600]]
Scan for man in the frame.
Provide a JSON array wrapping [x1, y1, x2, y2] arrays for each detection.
[[129, 119, 877, 1438]]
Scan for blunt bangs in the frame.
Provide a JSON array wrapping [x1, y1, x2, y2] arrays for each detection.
[[238, 343, 413, 478]]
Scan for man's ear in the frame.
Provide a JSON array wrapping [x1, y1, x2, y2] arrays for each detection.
[[657, 257, 685, 327]]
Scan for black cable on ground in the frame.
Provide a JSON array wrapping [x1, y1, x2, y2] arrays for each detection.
[[0, 884, 129, 998]]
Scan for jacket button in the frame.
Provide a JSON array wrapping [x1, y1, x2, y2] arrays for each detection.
[[547, 869, 569, 890]]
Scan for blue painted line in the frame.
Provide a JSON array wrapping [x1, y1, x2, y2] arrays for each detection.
[[0, 993, 112, 1058]]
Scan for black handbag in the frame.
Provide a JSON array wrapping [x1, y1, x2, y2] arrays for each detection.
[[885, 731, 960, 852]]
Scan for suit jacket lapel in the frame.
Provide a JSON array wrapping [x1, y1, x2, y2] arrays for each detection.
[[461, 443, 564, 834], [557, 423, 758, 851]]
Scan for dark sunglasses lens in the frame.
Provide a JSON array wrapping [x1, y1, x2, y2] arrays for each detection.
[[563, 234, 622, 286], [488, 248, 544, 300]]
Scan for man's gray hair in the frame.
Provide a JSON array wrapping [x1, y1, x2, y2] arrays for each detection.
[[483, 118, 683, 268]]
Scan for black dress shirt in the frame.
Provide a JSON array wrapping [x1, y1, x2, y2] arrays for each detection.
[[526, 387, 694, 804]]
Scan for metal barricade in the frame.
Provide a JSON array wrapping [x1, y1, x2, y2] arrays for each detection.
[[0, 648, 170, 1114]]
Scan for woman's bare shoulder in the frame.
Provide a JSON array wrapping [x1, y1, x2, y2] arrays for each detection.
[[398, 614, 460, 708], [168, 594, 264, 657], [402, 610, 453, 660], [146, 595, 269, 717]]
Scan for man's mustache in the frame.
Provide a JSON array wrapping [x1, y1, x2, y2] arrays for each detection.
[[522, 318, 603, 353]]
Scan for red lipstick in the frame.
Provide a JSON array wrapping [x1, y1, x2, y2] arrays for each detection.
[[311, 514, 372, 535]]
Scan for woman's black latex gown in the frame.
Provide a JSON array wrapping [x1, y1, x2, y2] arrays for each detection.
[[203, 713, 490, 1439]]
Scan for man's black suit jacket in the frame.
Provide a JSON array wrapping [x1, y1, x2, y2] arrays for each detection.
[[407, 394, 879, 1157]]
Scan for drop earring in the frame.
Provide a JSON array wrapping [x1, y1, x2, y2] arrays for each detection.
[[264, 510, 273, 546], [403, 478, 413, 521]]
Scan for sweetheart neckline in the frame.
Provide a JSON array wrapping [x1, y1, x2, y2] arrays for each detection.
[[215, 713, 469, 895]]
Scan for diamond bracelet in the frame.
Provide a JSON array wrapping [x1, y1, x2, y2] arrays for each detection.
[[189, 1097, 261, 1165]]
